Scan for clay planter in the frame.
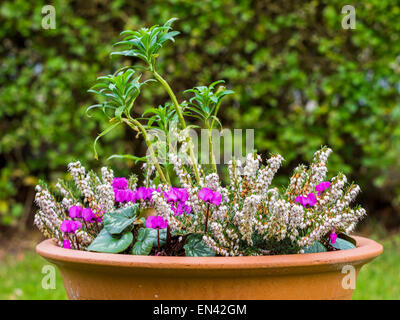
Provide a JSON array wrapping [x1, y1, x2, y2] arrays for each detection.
[[36, 235, 382, 300]]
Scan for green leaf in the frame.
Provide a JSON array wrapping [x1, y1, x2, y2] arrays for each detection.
[[93, 122, 120, 160], [149, 228, 167, 247], [107, 154, 147, 163], [88, 229, 133, 253], [330, 238, 356, 250], [103, 205, 138, 235], [184, 234, 215, 257], [132, 227, 167, 255], [132, 228, 153, 255], [338, 233, 357, 247], [302, 241, 327, 253]]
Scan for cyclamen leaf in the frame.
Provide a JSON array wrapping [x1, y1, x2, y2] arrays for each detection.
[[338, 233, 357, 247], [103, 205, 138, 235], [184, 234, 215, 257], [149, 228, 167, 247], [132, 228, 167, 255], [132, 228, 153, 255], [330, 238, 356, 250], [88, 229, 133, 253], [302, 241, 327, 254]]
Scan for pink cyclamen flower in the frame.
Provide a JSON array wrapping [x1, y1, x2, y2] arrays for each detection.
[[146, 216, 168, 229], [115, 189, 135, 203], [198, 188, 222, 206], [135, 187, 154, 201], [165, 187, 192, 215], [112, 177, 128, 190], [164, 187, 189, 203], [164, 188, 179, 203], [63, 239, 71, 249], [68, 205, 82, 219], [172, 201, 192, 216], [295, 193, 317, 208], [82, 208, 96, 223], [60, 220, 82, 233], [330, 232, 337, 244], [315, 181, 331, 196]]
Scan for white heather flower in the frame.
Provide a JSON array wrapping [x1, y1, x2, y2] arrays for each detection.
[[256, 154, 284, 195], [101, 166, 114, 184], [205, 173, 220, 191], [243, 153, 261, 185]]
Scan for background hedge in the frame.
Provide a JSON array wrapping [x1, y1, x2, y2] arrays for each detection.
[[1, 0, 399, 229]]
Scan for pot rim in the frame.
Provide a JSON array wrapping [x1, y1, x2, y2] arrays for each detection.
[[36, 235, 382, 270]]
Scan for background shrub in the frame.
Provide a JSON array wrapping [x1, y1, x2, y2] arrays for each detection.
[[1, 0, 399, 229]]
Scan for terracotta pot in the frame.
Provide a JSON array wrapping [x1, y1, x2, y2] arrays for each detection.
[[36, 236, 382, 300]]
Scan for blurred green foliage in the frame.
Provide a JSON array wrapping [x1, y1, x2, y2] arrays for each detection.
[[1, 0, 400, 227]]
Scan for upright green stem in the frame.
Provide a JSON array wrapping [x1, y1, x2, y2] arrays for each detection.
[[208, 128, 217, 172], [152, 70, 201, 184], [208, 87, 224, 172], [123, 117, 167, 184]]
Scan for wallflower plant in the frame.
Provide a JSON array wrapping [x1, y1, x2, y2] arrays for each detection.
[[34, 19, 365, 257]]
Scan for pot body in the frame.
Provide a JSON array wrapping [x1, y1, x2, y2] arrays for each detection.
[[36, 236, 382, 300]]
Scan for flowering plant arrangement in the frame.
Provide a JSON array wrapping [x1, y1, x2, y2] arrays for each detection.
[[34, 19, 365, 256]]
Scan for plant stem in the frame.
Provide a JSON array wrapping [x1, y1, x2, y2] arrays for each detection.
[[152, 70, 201, 184], [208, 128, 217, 172], [74, 234, 80, 250], [204, 203, 210, 235], [208, 86, 224, 172], [157, 228, 160, 252], [123, 117, 167, 184], [166, 225, 171, 246]]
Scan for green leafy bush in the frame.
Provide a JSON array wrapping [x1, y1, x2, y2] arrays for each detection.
[[1, 0, 399, 227]]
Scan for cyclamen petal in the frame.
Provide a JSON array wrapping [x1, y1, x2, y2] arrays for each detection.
[[198, 188, 221, 206], [60, 220, 71, 233], [316, 181, 331, 196], [125, 189, 135, 202], [198, 188, 214, 202], [330, 232, 337, 244], [115, 189, 127, 202], [295, 193, 317, 208], [82, 208, 96, 223], [176, 188, 189, 203], [211, 192, 222, 206], [146, 215, 168, 229], [71, 220, 82, 232], [60, 220, 81, 233], [112, 177, 128, 190], [63, 239, 71, 249], [307, 193, 317, 206], [294, 196, 306, 207], [135, 187, 154, 201], [68, 205, 82, 219]]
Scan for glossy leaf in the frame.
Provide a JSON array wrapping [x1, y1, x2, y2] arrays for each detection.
[[330, 238, 356, 250], [184, 81, 234, 129], [103, 205, 139, 235], [88, 229, 133, 253], [302, 241, 327, 254], [112, 18, 179, 69], [132, 228, 154, 255], [132, 227, 167, 255], [184, 234, 215, 257], [338, 233, 357, 247]]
